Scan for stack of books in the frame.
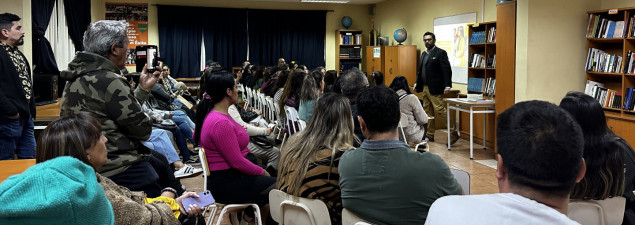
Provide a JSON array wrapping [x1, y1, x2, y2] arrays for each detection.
[[584, 80, 622, 109], [339, 47, 361, 59], [340, 33, 361, 45], [487, 27, 496, 43], [625, 50, 635, 74], [467, 77, 496, 96], [470, 54, 485, 68], [469, 31, 487, 44], [625, 87, 635, 111]]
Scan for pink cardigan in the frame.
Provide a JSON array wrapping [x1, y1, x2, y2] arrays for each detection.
[[199, 110, 263, 176]]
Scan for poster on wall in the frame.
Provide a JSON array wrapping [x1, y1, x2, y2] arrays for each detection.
[[105, 2, 148, 66], [433, 13, 476, 84]]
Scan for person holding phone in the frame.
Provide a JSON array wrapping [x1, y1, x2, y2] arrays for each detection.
[[36, 112, 204, 224]]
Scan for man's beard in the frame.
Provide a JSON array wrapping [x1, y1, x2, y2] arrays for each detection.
[[15, 36, 24, 46]]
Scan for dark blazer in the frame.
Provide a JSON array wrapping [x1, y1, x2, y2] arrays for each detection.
[[0, 46, 35, 119], [415, 46, 452, 95]]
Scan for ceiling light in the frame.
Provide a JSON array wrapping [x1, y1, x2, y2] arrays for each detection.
[[301, 0, 350, 3]]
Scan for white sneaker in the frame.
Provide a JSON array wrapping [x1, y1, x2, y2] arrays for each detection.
[[174, 164, 203, 178]]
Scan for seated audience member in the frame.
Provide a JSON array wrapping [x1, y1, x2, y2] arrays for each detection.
[[368, 71, 385, 87], [194, 70, 275, 221], [278, 92, 357, 225], [273, 70, 291, 104], [426, 100, 586, 225], [142, 98, 198, 164], [228, 103, 281, 172], [142, 128, 202, 179], [35, 112, 203, 225], [60, 20, 178, 197], [560, 91, 635, 224], [338, 67, 369, 146], [0, 156, 114, 224], [339, 86, 462, 224], [260, 66, 281, 97], [323, 70, 338, 93], [389, 76, 429, 144], [251, 65, 265, 90], [298, 70, 324, 122]]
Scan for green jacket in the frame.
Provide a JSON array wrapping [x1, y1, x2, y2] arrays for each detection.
[[60, 51, 152, 177]]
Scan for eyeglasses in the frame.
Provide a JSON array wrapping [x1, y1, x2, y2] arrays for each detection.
[[423, 39, 434, 42]]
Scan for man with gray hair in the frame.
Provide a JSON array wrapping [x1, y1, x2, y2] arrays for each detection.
[[60, 20, 170, 196], [337, 67, 368, 146]]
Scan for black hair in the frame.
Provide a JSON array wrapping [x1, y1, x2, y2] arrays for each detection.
[[357, 86, 400, 134], [424, 31, 436, 40], [194, 71, 235, 143], [388, 75, 412, 95], [339, 67, 368, 99], [497, 100, 584, 197], [273, 70, 290, 94], [0, 13, 20, 32], [310, 69, 324, 89], [560, 91, 626, 199], [324, 70, 338, 92], [369, 71, 385, 87]]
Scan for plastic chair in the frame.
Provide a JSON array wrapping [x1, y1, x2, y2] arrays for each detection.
[[199, 149, 262, 225], [269, 189, 331, 225], [450, 168, 470, 194], [244, 87, 252, 110], [398, 113, 429, 152], [568, 197, 626, 225], [281, 106, 306, 149], [342, 208, 373, 225]]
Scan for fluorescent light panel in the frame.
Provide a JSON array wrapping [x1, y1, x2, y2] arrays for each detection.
[[301, 0, 350, 3]]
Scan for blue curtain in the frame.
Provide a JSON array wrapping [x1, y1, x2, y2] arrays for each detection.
[[157, 5, 202, 78], [202, 8, 248, 71], [31, 0, 59, 74], [63, 0, 91, 52], [247, 9, 326, 69]]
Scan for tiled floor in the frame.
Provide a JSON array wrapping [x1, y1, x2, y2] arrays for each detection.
[[179, 130, 500, 195]]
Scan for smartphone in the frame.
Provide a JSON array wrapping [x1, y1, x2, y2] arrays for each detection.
[[182, 190, 215, 212], [147, 47, 157, 73]]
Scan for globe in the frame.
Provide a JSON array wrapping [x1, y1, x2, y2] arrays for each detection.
[[341, 16, 352, 29], [394, 28, 407, 45]]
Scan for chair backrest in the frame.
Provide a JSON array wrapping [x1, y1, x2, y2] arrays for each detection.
[[0, 159, 36, 183], [266, 97, 275, 123], [269, 189, 331, 225], [285, 106, 305, 136], [568, 197, 626, 225], [342, 208, 373, 225], [450, 168, 470, 194], [198, 149, 210, 191], [244, 87, 253, 109], [258, 93, 266, 114], [398, 113, 408, 144], [253, 89, 260, 110]]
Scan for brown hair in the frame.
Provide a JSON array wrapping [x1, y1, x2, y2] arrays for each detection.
[[36, 112, 102, 168]]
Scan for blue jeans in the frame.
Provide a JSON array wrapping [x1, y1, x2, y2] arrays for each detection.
[[171, 110, 195, 145], [142, 129, 180, 164], [0, 117, 36, 160]]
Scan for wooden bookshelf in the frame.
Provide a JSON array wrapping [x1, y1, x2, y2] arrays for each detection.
[[335, 30, 363, 74], [460, 21, 497, 147], [584, 7, 635, 147]]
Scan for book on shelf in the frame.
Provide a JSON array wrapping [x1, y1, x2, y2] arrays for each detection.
[[585, 80, 621, 109], [625, 87, 635, 110], [487, 27, 496, 43], [470, 31, 488, 44], [467, 77, 495, 96], [586, 14, 627, 38], [340, 32, 361, 45], [626, 50, 635, 74], [487, 54, 496, 68], [585, 48, 623, 73], [629, 15, 635, 38], [470, 54, 486, 68], [339, 47, 362, 59]]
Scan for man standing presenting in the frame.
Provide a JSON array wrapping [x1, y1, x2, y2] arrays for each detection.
[[0, 13, 35, 160], [415, 31, 458, 144]]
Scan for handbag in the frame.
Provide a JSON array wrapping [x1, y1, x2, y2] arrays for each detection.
[[235, 103, 259, 122], [250, 135, 273, 150], [154, 119, 178, 130]]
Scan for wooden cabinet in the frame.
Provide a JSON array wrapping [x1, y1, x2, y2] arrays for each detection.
[[336, 30, 363, 74], [365, 45, 417, 86]]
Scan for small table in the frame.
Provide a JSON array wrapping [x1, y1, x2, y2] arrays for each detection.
[[446, 98, 495, 159]]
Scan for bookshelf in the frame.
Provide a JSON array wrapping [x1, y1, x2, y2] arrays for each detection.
[[584, 7, 635, 147], [458, 21, 497, 147], [336, 30, 363, 74]]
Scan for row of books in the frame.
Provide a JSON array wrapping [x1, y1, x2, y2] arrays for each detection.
[[339, 62, 360, 73], [585, 81, 622, 109], [469, 31, 488, 44], [625, 88, 635, 111], [469, 54, 496, 68], [487, 27, 496, 43], [586, 14, 629, 38], [340, 33, 362, 45], [467, 77, 496, 96], [339, 47, 361, 59], [626, 51, 635, 74], [585, 48, 623, 73], [629, 15, 635, 38]]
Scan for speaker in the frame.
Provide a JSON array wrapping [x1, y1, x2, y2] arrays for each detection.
[[33, 74, 58, 106]]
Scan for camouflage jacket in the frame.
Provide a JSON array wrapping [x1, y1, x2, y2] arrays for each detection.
[[60, 52, 152, 177]]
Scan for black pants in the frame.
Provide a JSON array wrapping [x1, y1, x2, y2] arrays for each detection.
[[109, 151, 184, 198], [207, 153, 276, 206]]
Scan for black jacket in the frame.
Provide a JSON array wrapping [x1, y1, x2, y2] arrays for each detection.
[[0, 46, 35, 119], [415, 46, 452, 95]]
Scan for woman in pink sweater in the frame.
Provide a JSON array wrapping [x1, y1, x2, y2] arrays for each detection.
[[194, 71, 275, 207]]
